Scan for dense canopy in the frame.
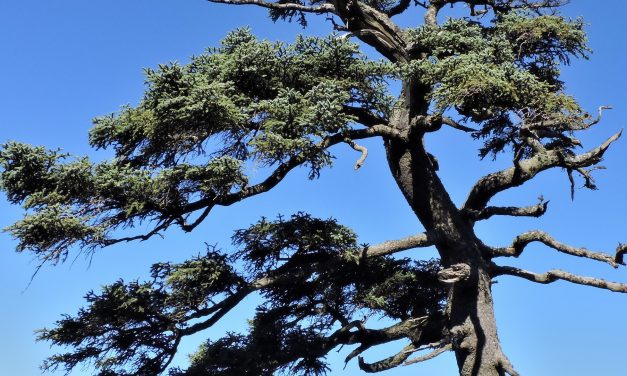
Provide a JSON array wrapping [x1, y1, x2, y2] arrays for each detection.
[[1, 1, 624, 376]]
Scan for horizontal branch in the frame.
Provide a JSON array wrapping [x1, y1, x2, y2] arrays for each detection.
[[404, 343, 452, 365], [103, 127, 396, 243], [178, 127, 402, 216], [463, 130, 622, 211], [491, 230, 624, 268], [182, 231, 441, 335], [464, 200, 548, 221], [361, 231, 438, 258], [494, 265, 627, 293], [207, 0, 335, 14], [442, 117, 477, 133], [343, 105, 388, 128], [437, 0, 568, 13]]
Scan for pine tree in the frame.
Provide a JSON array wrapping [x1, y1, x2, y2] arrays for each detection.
[[1, 1, 625, 375]]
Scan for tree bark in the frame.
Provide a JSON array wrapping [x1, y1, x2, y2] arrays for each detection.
[[385, 95, 515, 376]]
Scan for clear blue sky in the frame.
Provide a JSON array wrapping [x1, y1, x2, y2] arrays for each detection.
[[0, 1, 625, 375]]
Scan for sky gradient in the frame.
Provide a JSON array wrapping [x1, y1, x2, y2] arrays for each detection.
[[1, 1, 626, 375]]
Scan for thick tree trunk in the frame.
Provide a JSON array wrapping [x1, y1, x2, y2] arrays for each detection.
[[385, 103, 515, 376]]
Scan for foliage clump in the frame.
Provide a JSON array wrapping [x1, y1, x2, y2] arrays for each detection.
[[37, 214, 445, 376]]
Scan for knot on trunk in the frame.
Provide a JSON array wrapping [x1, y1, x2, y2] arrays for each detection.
[[438, 263, 471, 284]]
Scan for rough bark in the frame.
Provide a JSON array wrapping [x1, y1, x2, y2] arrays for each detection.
[[385, 91, 515, 376]]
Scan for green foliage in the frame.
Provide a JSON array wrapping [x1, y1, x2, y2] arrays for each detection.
[[403, 12, 591, 158], [0, 3, 606, 375], [89, 29, 393, 168], [38, 214, 445, 375], [0, 31, 395, 261]]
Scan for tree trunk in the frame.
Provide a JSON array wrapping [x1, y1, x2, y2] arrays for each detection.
[[385, 103, 515, 376]]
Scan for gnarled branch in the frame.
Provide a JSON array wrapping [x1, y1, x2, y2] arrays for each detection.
[[334, 0, 408, 62], [491, 230, 625, 268], [344, 138, 368, 170], [463, 130, 622, 212], [464, 200, 548, 221], [494, 265, 627, 293]]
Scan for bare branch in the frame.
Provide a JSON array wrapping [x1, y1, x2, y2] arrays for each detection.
[[491, 230, 623, 268], [424, 3, 441, 26], [344, 138, 369, 170], [464, 199, 548, 221], [368, 124, 409, 141], [206, 0, 336, 14], [615, 243, 627, 266], [578, 105, 613, 130], [361, 231, 438, 258], [442, 117, 477, 133], [344, 317, 435, 364], [342, 105, 387, 128], [333, 1, 408, 62], [103, 218, 173, 246], [358, 343, 415, 372], [180, 288, 252, 335], [387, 0, 411, 17], [404, 343, 452, 365], [463, 130, 622, 211], [494, 265, 627, 293]]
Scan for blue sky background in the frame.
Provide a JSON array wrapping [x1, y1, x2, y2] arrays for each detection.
[[0, 1, 625, 375]]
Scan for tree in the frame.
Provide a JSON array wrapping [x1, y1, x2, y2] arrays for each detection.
[[0, 1, 625, 375]]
